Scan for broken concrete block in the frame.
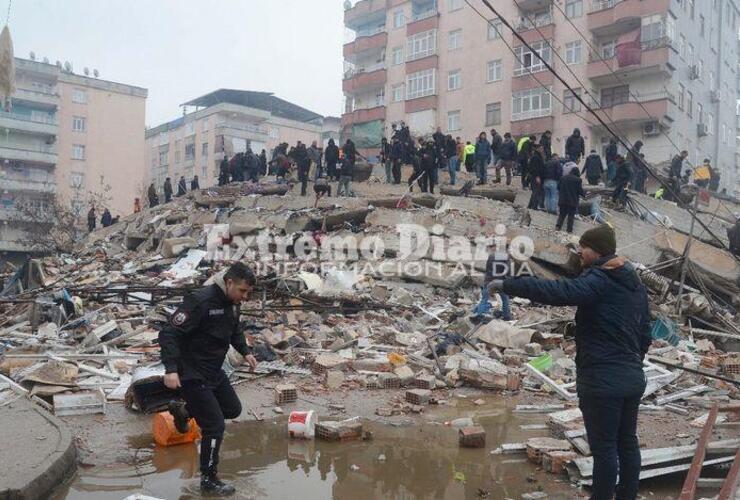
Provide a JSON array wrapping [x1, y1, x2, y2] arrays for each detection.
[[378, 372, 401, 389], [524, 343, 542, 356], [525, 437, 572, 465], [161, 237, 197, 258], [325, 370, 345, 389], [312, 353, 347, 375], [315, 417, 363, 441], [393, 365, 414, 386], [414, 374, 436, 390], [405, 389, 431, 405], [475, 320, 535, 350], [274, 384, 297, 405], [458, 426, 486, 448], [542, 450, 578, 474]]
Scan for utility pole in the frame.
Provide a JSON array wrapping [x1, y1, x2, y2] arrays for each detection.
[[675, 190, 700, 315]]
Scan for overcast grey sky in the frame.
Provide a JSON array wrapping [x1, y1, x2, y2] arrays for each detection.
[[8, 0, 345, 126]]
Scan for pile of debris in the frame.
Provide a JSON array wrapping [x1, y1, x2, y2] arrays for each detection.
[[0, 171, 738, 493]]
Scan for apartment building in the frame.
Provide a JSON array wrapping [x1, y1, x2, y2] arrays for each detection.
[[342, 0, 739, 194], [145, 89, 328, 191], [0, 57, 147, 261]]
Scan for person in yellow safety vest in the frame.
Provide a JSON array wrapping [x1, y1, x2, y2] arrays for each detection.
[[463, 141, 476, 172], [654, 187, 665, 199], [517, 135, 530, 154], [693, 159, 711, 188]]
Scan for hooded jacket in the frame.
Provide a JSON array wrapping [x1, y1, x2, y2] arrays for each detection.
[[503, 255, 651, 398], [565, 129, 585, 161], [498, 139, 517, 161], [325, 141, 339, 164], [475, 137, 491, 160], [558, 167, 584, 207], [490, 132, 503, 155]]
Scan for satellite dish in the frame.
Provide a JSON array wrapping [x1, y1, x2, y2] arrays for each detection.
[[43, 57, 49, 64], [84, 67, 90, 76], [29, 51, 35, 60], [93, 69, 99, 78]]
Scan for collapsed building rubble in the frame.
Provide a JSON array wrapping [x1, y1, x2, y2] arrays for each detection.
[[0, 166, 738, 496]]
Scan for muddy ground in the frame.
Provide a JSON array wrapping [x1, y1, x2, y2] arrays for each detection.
[[48, 375, 720, 500]]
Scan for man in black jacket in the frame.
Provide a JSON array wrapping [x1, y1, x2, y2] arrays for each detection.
[[539, 130, 552, 160], [612, 156, 632, 206], [87, 207, 96, 232], [390, 137, 403, 184], [542, 153, 562, 214], [293, 142, 310, 196], [160, 263, 258, 495], [380, 137, 392, 183], [324, 139, 339, 181], [177, 176, 187, 196], [496, 133, 517, 185], [490, 225, 650, 500], [605, 139, 618, 185], [191, 175, 200, 191], [582, 149, 604, 186], [526, 144, 545, 210], [164, 177, 173, 203], [420, 140, 437, 194], [147, 182, 159, 207], [557, 165, 584, 232], [490, 128, 503, 165], [218, 155, 230, 186], [565, 128, 585, 164]]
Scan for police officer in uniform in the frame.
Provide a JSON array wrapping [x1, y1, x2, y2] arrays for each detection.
[[159, 262, 258, 495]]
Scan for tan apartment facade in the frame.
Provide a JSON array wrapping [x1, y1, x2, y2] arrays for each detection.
[[0, 57, 146, 261], [342, 0, 739, 194], [145, 90, 327, 192]]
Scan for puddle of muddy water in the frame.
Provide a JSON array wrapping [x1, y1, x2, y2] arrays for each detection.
[[52, 396, 681, 499]]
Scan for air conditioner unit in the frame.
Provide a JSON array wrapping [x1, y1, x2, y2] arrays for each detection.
[[689, 65, 700, 80], [697, 123, 709, 137], [643, 121, 661, 136], [710, 89, 721, 102]]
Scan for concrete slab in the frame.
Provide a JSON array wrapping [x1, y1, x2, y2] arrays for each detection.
[[0, 398, 76, 500]]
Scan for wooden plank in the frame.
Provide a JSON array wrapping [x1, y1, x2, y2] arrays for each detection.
[[679, 403, 719, 500], [718, 449, 740, 500]]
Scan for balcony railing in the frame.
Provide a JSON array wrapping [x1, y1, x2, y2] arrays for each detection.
[[215, 121, 268, 135], [588, 37, 673, 63], [516, 11, 553, 31], [0, 110, 57, 125], [16, 87, 60, 100], [355, 25, 386, 38], [412, 6, 438, 22], [344, 62, 386, 79], [0, 143, 56, 154], [590, 0, 622, 12], [511, 107, 552, 122], [592, 89, 675, 109]]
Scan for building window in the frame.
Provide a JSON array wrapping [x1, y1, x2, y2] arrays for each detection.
[[72, 144, 86, 160], [485, 102, 501, 126], [511, 87, 552, 121], [487, 19, 502, 40], [159, 132, 168, 146], [678, 83, 684, 110], [641, 14, 675, 49], [448, 0, 463, 11], [565, 40, 582, 65], [202, 118, 209, 132], [514, 40, 552, 76], [393, 9, 405, 29], [447, 69, 462, 91], [709, 71, 715, 91], [448, 29, 462, 51], [707, 112, 714, 134], [72, 116, 86, 132], [202, 142, 209, 157], [678, 34, 686, 59], [697, 59, 703, 80], [563, 88, 582, 113], [392, 46, 404, 65], [697, 103, 703, 124], [447, 110, 461, 131], [565, 0, 583, 18], [392, 84, 405, 102], [175, 139, 182, 164], [687, 43, 694, 64], [406, 29, 437, 61], [486, 59, 503, 82], [700, 15, 705, 36], [185, 138, 196, 162], [600, 85, 629, 107], [687, 91, 693, 117], [600, 40, 616, 59], [406, 68, 436, 99], [69, 172, 85, 188], [159, 147, 168, 166], [72, 88, 87, 104], [185, 122, 195, 135]]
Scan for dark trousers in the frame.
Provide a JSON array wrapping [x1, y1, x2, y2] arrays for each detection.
[[424, 167, 436, 193], [408, 168, 424, 191], [556, 205, 577, 233], [298, 165, 309, 196], [181, 371, 242, 474], [579, 395, 642, 500], [314, 185, 331, 197], [587, 177, 600, 186], [527, 179, 543, 210], [612, 182, 628, 204], [392, 159, 402, 184], [327, 160, 337, 180]]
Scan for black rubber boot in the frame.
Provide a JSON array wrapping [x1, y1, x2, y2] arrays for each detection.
[[167, 400, 190, 434], [200, 474, 236, 496]]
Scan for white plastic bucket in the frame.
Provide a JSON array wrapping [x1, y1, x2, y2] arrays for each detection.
[[288, 410, 316, 439]]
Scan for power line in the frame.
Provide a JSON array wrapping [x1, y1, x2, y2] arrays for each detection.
[[467, 0, 737, 258]]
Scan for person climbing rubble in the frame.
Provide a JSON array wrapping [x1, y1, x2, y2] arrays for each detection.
[[159, 263, 259, 495], [489, 224, 652, 500]]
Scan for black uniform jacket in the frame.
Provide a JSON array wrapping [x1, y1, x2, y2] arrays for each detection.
[[159, 284, 251, 382]]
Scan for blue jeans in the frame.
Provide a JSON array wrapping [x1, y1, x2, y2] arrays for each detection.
[[579, 395, 642, 500], [384, 161, 392, 183], [448, 155, 458, 185], [476, 157, 488, 183], [543, 179, 559, 214]]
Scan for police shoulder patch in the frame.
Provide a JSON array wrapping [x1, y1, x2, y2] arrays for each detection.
[[171, 310, 189, 326]]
